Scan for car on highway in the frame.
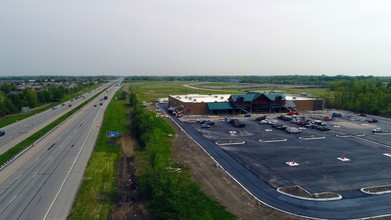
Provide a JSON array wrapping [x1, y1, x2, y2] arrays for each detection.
[[0, 130, 5, 137], [68, 104, 72, 107], [372, 127, 383, 133]]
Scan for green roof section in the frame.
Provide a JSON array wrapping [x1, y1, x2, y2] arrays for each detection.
[[231, 93, 259, 102], [231, 92, 285, 102], [208, 102, 237, 110], [263, 93, 286, 101]]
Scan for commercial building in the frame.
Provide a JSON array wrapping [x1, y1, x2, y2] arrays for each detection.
[[168, 92, 323, 115]]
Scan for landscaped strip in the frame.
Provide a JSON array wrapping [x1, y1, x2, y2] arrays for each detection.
[[129, 91, 236, 219], [0, 86, 107, 167], [69, 87, 127, 220]]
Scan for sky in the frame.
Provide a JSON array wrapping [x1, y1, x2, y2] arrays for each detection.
[[1, 0, 391, 76]]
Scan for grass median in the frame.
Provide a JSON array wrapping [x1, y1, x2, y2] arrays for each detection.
[[68, 86, 127, 220]]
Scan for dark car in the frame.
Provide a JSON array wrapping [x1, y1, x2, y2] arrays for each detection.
[[0, 130, 4, 137], [68, 104, 72, 107], [317, 126, 330, 131], [255, 115, 267, 121], [205, 121, 215, 125], [368, 118, 378, 123], [233, 121, 245, 127]]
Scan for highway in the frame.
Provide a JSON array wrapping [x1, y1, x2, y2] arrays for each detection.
[[0, 84, 108, 156], [162, 106, 391, 219], [0, 82, 120, 220]]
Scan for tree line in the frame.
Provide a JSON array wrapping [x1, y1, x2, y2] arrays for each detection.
[[325, 78, 391, 116], [125, 75, 391, 86], [0, 82, 94, 117]]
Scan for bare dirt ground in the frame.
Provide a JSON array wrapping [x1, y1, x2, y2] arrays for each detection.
[[111, 135, 148, 220], [166, 118, 303, 220]]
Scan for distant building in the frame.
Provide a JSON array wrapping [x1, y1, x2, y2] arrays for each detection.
[[168, 92, 323, 115]]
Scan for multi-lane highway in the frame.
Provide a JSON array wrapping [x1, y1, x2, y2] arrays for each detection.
[[0, 84, 108, 155], [0, 81, 120, 219]]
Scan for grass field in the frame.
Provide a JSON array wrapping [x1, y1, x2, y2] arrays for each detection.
[[129, 81, 330, 103], [129, 81, 238, 102], [69, 87, 128, 220]]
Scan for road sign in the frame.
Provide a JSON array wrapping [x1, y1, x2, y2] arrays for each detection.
[[107, 131, 120, 137]]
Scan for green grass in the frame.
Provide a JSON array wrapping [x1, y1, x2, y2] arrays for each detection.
[[69, 87, 128, 220], [129, 81, 330, 104], [130, 81, 239, 102], [0, 87, 106, 166]]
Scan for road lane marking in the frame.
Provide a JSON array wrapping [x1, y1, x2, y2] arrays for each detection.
[[43, 94, 105, 220]]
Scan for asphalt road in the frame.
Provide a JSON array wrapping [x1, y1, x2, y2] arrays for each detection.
[[162, 107, 391, 219], [0, 82, 120, 220], [0, 84, 109, 156]]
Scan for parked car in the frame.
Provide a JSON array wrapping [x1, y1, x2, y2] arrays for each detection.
[[0, 130, 5, 137], [332, 112, 342, 117], [286, 127, 301, 134], [287, 111, 300, 115], [324, 116, 333, 121], [201, 124, 211, 128], [233, 121, 246, 127], [255, 115, 267, 121], [317, 126, 330, 131], [205, 121, 215, 125], [368, 118, 378, 123], [244, 113, 251, 117]]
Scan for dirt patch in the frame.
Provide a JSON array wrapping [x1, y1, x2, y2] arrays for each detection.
[[166, 118, 303, 220], [111, 135, 148, 220], [121, 136, 135, 157]]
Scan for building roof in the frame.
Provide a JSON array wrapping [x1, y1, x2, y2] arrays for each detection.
[[208, 102, 236, 110], [169, 94, 231, 103], [263, 93, 286, 101], [230, 93, 260, 102]]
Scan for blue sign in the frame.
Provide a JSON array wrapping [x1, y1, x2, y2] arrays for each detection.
[[107, 131, 120, 137]]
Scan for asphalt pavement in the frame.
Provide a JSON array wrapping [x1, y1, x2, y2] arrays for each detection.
[[163, 107, 391, 219], [0, 82, 121, 220]]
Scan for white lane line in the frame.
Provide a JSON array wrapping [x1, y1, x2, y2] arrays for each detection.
[[9, 195, 17, 205], [43, 96, 104, 220]]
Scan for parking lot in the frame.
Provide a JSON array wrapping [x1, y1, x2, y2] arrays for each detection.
[[188, 112, 391, 199]]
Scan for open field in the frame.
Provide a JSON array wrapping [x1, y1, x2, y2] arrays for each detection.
[[129, 81, 330, 104]]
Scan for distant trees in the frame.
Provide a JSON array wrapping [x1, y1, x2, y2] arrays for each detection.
[[125, 75, 391, 86], [326, 78, 391, 116], [0, 81, 94, 117]]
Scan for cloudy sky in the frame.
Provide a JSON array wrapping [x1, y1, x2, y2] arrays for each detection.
[[1, 0, 390, 76]]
